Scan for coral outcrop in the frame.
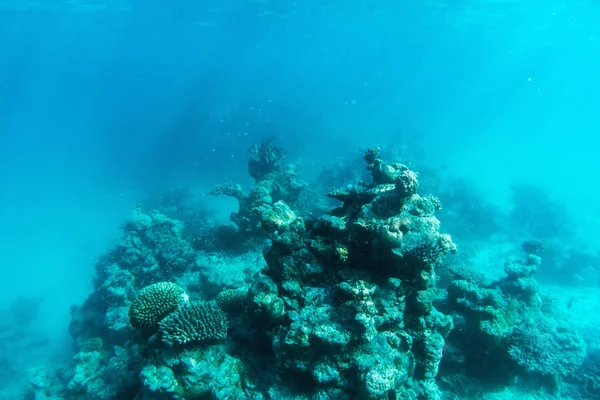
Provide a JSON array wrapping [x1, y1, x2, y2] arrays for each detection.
[[441, 241, 587, 395], [209, 136, 306, 243], [25, 139, 592, 400], [246, 147, 456, 398]]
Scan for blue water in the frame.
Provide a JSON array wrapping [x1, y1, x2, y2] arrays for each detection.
[[1, 0, 599, 397]]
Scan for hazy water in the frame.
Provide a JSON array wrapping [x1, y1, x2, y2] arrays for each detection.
[[0, 0, 599, 393]]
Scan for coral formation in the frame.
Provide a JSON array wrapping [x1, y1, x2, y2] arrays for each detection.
[[441, 242, 587, 396], [248, 135, 287, 180], [159, 301, 228, 346], [245, 147, 456, 398], [216, 288, 249, 313], [508, 318, 586, 377], [209, 136, 306, 244], [24, 139, 595, 400], [129, 282, 187, 331]]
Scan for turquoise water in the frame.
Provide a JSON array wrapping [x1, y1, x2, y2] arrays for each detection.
[[1, 1, 599, 398]]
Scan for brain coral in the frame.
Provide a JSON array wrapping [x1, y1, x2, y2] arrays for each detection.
[[158, 301, 228, 346], [128, 282, 187, 331]]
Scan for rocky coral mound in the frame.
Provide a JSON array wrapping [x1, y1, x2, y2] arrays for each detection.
[[25, 140, 591, 400], [440, 241, 587, 397], [209, 136, 306, 244], [244, 147, 456, 398]]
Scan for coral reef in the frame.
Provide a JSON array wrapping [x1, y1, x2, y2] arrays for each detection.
[[24, 140, 594, 400], [25, 205, 257, 400], [244, 147, 456, 398], [209, 136, 306, 245], [440, 241, 587, 396]]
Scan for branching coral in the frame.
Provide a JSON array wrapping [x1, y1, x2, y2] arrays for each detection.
[[216, 288, 249, 313], [158, 301, 228, 346], [128, 282, 187, 331], [248, 136, 287, 181], [508, 318, 586, 377]]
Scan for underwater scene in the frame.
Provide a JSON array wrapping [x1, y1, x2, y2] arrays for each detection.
[[1, 0, 599, 399]]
